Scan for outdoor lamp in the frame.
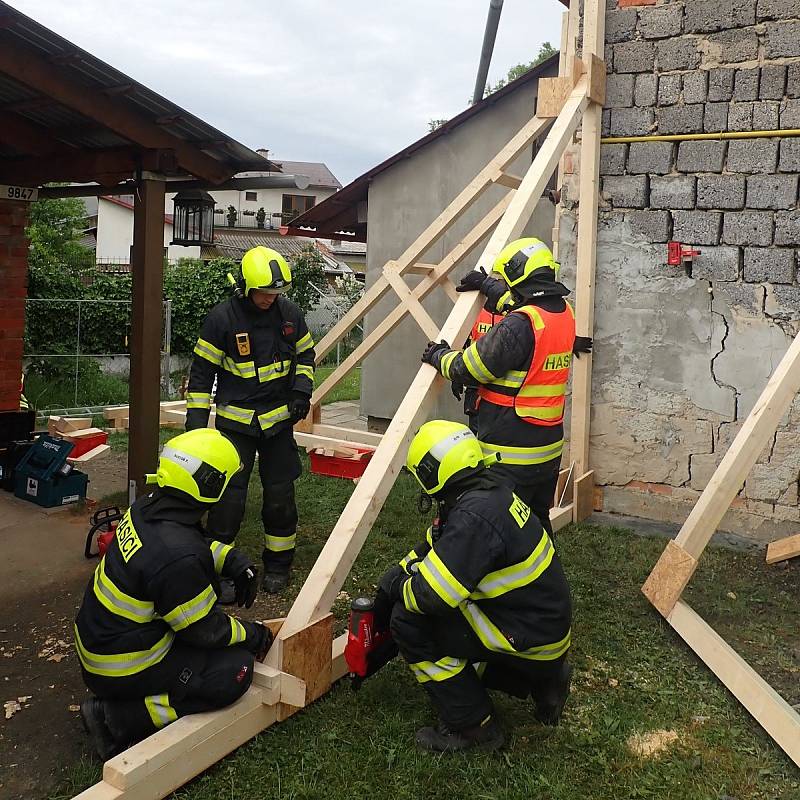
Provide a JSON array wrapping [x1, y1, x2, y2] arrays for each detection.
[[171, 190, 215, 246]]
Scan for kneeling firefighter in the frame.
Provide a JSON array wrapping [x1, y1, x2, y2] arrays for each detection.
[[185, 246, 316, 594], [75, 429, 273, 760], [422, 238, 591, 534], [377, 420, 573, 752]]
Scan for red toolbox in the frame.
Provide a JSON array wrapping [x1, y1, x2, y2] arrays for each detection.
[[309, 446, 373, 480], [62, 428, 108, 458]]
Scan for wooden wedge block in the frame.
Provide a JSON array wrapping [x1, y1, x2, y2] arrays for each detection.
[[766, 533, 800, 565]]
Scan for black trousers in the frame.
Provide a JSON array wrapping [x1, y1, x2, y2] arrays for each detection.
[[208, 426, 302, 572], [390, 604, 566, 730], [492, 458, 560, 536], [81, 642, 254, 749]]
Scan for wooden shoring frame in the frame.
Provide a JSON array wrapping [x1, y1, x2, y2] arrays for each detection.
[[641, 329, 800, 768], [73, 4, 607, 795]]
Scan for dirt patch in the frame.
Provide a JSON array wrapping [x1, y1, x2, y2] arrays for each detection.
[[627, 729, 680, 758]]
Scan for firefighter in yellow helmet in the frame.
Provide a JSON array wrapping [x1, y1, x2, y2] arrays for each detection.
[[422, 238, 591, 535], [75, 429, 273, 761], [377, 420, 572, 752], [185, 246, 316, 594]]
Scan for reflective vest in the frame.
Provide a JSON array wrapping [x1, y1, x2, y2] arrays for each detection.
[[478, 303, 575, 427], [470, 308, 500, 342]]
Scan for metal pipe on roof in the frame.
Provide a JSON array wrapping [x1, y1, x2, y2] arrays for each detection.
[[471, 0, 504, 106], [39, 174, 311, 198]]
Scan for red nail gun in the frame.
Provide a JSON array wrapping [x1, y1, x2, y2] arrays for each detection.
[[344, 596, 398, 690]]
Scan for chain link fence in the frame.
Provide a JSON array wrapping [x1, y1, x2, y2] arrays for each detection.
[[23, 298, 173, 415], [305, 279, 363, 366]]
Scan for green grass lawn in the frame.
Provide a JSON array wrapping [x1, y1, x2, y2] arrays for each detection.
[[314, 365, 360, 404], [56, 461, 800, 799]]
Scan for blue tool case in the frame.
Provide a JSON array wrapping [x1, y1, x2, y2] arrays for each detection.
[[13, 434, 88, 508]]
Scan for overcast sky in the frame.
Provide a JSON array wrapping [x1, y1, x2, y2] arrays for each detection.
[[11, 1, 563, 186]]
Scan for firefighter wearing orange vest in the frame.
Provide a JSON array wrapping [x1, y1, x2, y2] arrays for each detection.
[[422, 238, 591, 534], [460, 308, 504, 433]]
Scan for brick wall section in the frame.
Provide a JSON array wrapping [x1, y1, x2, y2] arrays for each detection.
[[0, 199, 29, 412], [558, 0, 800, 540]]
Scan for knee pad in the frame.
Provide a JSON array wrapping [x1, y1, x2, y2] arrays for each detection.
[[262, 481, 298, 530], [216, 652, 255, 707]]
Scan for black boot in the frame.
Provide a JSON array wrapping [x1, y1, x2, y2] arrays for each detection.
[[415, 715, 504, 753], [80, 698, 124, 762], [262, 570, 289, 594], [532, 662, 572, 726]]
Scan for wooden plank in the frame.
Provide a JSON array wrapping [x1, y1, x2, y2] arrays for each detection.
[[493, 171, 523, 189], [294, 431, 376, 454], [311, 112, 551, 364], [311, 193, 513, 405], [441, 278, 460, 303], [311, 425, 382, 446], [568, 0, 606, 480], [550, 503, 574, 533], [674, 330, 800, 560], [573, 469, 594, 522], [668, 600, 800, 768], [586, 54, 607, 106], [271, 84, 590, 647], [101, 688, 273, 791], [383, 262, 441, 340], [48, 416, 92, 434], [277, 614, 334, 720], [641, 539, 698, 618], [766, 533, 800, 564], [251, 664, 306, 707]]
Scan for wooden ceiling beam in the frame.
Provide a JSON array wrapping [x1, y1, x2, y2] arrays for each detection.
[[0, 147, 177, 185], [0, 112, 70, 157], [0, 95, 55, 113], [0, 39, 232, 184]]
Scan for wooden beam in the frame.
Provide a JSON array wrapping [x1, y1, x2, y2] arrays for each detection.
[[668, 601, 800, 768], [311, 194, 513, 406], [568, 0, 606, 480], [311, 112, 551, 365], [311, 425, 382, 446], [269, 80, 591, 647], [128, 178, 166, 494], [766, 533, 800, 564], [0, 112, 68, 157], [674, 330, 800, 561], [0, 39, 231, 184], [383, 263, 441, 340]]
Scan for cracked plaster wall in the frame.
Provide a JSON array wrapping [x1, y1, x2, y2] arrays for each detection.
[[559, 0, 800, 543]]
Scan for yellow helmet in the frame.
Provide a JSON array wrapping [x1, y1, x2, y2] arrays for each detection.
[[492, 238, 561, 291], [148, 429, 241, 504], [241, 246, 292, 295], [406, 420, 486, 495]]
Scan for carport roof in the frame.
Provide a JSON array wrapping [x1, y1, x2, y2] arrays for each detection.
[[0, 0, 275, 187]]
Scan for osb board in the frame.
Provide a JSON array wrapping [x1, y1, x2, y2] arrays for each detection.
[[641, 539, 698, 617], [278, 613, 333, 721]]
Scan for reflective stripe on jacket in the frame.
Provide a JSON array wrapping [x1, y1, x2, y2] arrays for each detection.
[[397, 484, 572, 660], [478, 303, 575, 427]]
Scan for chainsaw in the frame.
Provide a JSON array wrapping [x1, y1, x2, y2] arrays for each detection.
[[84, 506, 123, 559]]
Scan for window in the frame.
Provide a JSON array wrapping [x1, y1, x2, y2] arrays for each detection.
[[282, 194, 317, 223], [245, 191, 258, 202]]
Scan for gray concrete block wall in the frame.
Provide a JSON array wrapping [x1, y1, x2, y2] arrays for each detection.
[[569, 0, 800, 540]]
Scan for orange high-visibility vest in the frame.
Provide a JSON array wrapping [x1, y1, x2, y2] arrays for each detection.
[[478, 303, 575, 427], [470, 308, 501, 342]]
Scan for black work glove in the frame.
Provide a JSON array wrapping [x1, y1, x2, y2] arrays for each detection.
[[573, 336, 593, 358], [451, 379, 464, 401], [289, 392, 311, 423], [233, 563, 259, 609], [456, 267, 489, 293], [252, 622, 274, 663], [378, 565, 407, 604], [483, 277, 514, 314], [421, 340, 451, 369]]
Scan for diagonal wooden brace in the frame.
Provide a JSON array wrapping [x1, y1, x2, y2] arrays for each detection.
[[383, 261, 441, 340]]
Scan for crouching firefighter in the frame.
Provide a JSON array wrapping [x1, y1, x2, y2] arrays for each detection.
[[377, 420, 573, 752], [185, 246, 316, 594], [423, 238, 592, 535], [75, 429, 273, 761]]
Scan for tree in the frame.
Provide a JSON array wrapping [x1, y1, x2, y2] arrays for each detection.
[[428, 119, 449, 133], [483, 42, 558, 97], [26, 196, 93, 271], [288, 246, 327, 313]]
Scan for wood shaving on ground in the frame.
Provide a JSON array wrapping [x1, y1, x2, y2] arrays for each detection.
[[627, 729, 680, 758], [68, 704, 80, 712], [4, 697, 31, 720], [37, 636, 71, 662]]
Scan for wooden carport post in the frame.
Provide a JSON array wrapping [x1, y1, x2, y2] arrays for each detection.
[[128, 176, 166, 494]]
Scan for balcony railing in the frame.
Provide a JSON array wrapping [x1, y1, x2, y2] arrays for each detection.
[[213, 209, 299, 230]]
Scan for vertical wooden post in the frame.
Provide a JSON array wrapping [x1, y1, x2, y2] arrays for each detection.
[[128, 177, 166, 493], [568, 0, 605, 517]]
